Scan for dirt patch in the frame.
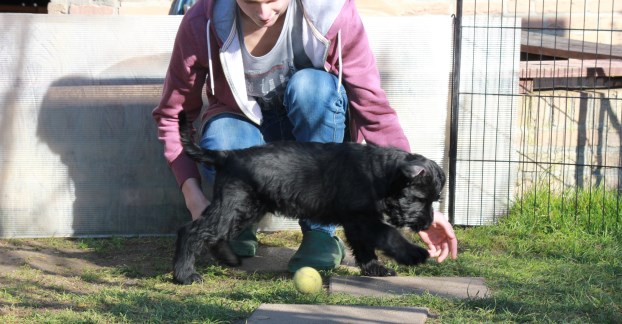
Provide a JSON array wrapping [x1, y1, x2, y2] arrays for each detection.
[[0, 234, 358, 279], [0, 237, 175, 278]]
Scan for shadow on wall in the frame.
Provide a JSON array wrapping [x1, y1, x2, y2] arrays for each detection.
[[576, 91, 622, 189], [520, 88, 622, 191], [35, 57, 187, 237]]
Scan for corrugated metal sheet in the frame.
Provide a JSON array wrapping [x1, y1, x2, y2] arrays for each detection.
[[0, 14, 185, 237], [454, 16, 522, 225], [0, 14, 454, 237]]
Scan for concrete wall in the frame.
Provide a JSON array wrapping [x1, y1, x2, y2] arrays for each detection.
[[517, 89, 622, 191], [0, 14, 456, 236], [46, 0, 622, 45], [47, 0, 172, 15]]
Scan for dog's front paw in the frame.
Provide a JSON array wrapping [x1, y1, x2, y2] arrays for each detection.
[[359, 260, 397, 277], [174, 272, 203, 285], [394, 245, 429, 266]]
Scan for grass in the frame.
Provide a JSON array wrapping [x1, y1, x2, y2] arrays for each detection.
[[512, 184, 622, 239], [1, 186, 620, 323]]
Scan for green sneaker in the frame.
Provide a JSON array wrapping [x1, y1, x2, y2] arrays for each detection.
[[229, 224, 258, 257], [287, 230, 346, 273]]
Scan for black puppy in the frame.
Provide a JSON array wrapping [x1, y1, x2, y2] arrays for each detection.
[[173, 112, 445, 285]]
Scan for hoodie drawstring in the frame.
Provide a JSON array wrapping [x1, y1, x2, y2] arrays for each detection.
[[337, 30, 343, 93], [206, 20, 215, 95]]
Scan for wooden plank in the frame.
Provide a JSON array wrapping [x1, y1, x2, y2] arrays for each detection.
[[519, 59, 622, 92], [520, 59, 622, 79], [521, 31, 622, 60]]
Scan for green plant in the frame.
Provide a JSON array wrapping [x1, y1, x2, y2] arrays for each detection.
[[510, 183, 621, 239]]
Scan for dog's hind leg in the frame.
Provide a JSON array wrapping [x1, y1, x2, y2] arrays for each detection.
[[209, 239, 240, 267], [173, 206, 233, 285], [173, 220, 207, 285]]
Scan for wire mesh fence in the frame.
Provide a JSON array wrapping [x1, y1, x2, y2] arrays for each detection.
[[450, 0, 622, 234]]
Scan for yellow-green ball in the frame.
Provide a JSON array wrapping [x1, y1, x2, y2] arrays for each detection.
[[293, 267, 323, 294]]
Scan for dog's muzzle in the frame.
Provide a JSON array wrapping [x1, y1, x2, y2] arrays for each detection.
[[411, 210, 434, 232]]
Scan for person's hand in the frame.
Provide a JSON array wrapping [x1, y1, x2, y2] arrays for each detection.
[[418, 211, 458, 262], [181, 178, 210, 221]]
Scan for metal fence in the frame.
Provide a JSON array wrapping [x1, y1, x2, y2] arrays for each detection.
[[449, 0, 622, 230], [2, 3, 620, 237]]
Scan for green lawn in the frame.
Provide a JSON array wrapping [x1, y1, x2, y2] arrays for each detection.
[[1, 188, 620, 323]]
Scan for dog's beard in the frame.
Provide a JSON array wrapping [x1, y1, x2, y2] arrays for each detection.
[[409, 207, 434, 232], [383, 176, 439, 225], [383, 199, 434, 232]]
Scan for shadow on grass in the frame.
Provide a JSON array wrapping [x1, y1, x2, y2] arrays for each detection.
[[95, 291, 249, 323], [0, 275, 91, 311], [3, 225, 620, 323], [0, 257, 253, 322], [1, 237, 176, 281]]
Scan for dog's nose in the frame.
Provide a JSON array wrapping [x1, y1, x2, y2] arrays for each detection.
[[413, 218, 432, 232], [420, 221, 432, 231]]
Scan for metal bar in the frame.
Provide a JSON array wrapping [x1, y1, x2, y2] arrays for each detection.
[[448, 0, 463, 225]]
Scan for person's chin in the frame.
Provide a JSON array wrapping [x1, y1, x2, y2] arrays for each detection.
[[256, 16, 277, 27]]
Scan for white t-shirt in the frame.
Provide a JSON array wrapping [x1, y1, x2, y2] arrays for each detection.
[[238, 0, 313, 110]]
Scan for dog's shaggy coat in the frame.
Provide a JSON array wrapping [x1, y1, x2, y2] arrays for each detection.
[[173, 112, 446, 284]]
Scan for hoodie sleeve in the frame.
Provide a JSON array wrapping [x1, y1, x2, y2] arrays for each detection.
[[328, 0, 411, 152], [152, 11, 209, 187]]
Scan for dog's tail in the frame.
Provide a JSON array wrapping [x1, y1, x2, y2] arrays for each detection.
[[178, 111, 224, 166]]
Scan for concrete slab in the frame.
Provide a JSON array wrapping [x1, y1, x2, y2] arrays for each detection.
[[236, 246, 357, 273], [237, 246, 296, 273], [245, 304, 428, 324], [330, 276, 490, 299]]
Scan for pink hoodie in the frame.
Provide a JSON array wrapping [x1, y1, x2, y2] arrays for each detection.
[[153, 0, 410, 187]]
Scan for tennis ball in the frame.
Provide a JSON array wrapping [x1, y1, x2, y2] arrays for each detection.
[[293, 266, 323, 294]]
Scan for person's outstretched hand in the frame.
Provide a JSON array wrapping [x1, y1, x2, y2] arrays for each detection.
[[418, 211, 458, 262]]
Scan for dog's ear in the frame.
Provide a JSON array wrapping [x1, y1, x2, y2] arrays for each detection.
[[401, 164, 426, 180], [387, 162, 425, 196], [389, 162, 426, 193]]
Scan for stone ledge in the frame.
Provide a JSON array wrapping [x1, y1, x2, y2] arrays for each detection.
[[244, 304, 428, 324], [330, 276, 490, 299]]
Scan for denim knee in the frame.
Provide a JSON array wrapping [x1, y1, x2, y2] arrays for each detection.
[[286, 69, 344, 109], [284, 69, 348, 143], [199, 113, 264, 183]]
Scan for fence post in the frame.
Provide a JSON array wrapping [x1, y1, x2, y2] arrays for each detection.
[[448, 0, 463, 225]]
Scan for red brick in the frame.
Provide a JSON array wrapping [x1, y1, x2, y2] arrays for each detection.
[[47, 2, 68, 14], [69, 4, 115, 15], [462, 0, 504, 15], [568, 14, 616, 30], [119, 4, 169, 15], [507, 0, 532, 15], [568, 30, 616, 44], [522, 16, 567, 30], [356, 0, 449, 16]]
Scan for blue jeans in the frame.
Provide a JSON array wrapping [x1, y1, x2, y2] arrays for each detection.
[[199, 68, 348, 236]]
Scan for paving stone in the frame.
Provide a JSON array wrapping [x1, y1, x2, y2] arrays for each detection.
[[330, 276, 490, 299], [218, 247, 489, 300], [237, 246, 296, 273], [245, 304, 428, 324], [236, 246, 357, 273]]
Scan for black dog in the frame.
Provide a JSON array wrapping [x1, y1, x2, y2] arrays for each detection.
[[173, 112, 445, 285]]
